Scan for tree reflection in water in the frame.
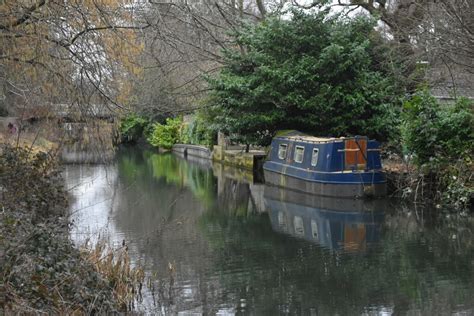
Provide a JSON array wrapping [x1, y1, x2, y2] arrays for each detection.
[[66, 148, 474, 315]]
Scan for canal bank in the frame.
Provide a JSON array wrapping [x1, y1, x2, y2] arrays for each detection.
[[172, 143, 266, 181], [120, 113, 471, 210], [0, 145, 141, 314], [171, 142, 472, 209]]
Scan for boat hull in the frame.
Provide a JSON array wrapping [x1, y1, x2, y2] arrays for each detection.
[[264, 169, 387, 198]]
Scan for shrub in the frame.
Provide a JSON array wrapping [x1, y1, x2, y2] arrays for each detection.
[[119, 114, 149, 143], [180, 124, 191, 144], [401, 91, 473, 165], [206, 11, 405, 145], [0, 145, 67, 219], [184, 113, 216, 147], [439, 161, 473, 210], [400, 91, 473, 210], [0, 145, 116, 313], [147, 117, 182, 149]]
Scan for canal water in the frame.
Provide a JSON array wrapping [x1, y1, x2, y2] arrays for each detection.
[[64, 148, 474, 315]]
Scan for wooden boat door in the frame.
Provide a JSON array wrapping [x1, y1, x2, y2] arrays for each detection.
[[344, 137, 367, 170]]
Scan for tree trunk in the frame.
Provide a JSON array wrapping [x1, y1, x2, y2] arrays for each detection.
[[255, 0, 266, 19]]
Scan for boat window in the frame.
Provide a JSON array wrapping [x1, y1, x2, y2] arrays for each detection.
[[278, 211, 287, 232], [311, 148, 319, 166], [294, 216, 304, 236], [311, 220, 319, 240], [278, 144, 288, 160], [294, 146, 304, 163]]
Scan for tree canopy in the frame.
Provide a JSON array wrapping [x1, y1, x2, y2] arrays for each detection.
[[207, 11, 406, 145], [0, 0, 146, 116]]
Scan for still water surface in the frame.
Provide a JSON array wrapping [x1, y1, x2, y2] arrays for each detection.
[[64, 148, 474, 315]]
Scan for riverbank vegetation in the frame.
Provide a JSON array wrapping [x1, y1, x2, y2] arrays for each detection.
[[0, 145, 143, 313], [397, 91, 473, 210], [119, 115, 150, 144], [117, 8, 472, 211], [204, 8, 473, 207], [120, 113, 216, 149], [207, 13, 404, 145]]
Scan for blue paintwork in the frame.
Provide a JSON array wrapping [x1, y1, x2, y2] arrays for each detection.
[[263, 136, 386, 185], [266, 197, 384, 251]]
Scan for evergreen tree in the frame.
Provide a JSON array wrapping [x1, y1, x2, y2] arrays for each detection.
[[207, 11, 405, 145]]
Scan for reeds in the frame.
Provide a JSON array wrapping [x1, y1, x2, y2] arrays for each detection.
[[80, 240, 145, 311]]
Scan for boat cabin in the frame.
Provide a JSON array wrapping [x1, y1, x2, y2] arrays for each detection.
[[269, 135, 382, 172], [263, 135, 386, 198]]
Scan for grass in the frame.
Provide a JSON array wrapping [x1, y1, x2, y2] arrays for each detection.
[[80, 240, 145, 311]]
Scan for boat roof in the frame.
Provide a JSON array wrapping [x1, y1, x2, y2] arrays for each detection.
[[276, 135, 368, 143]]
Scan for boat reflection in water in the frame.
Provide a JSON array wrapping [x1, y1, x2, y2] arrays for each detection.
[[265, 186, 386, 252]]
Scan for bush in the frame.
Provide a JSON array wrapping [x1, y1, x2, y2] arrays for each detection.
[[119, 114, 149, 143], [439, 161, 473, 210], [147, 117, 182, 149], [0, 145, 117, 313], [0, 145, 67, 219], [401, 91, 473, 165], [206, 11, 405, 145], [400, 91, 473, 210], [183, 113, 216, 147]]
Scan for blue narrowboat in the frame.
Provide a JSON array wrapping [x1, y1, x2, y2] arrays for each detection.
[[263, 134, 387, 198]]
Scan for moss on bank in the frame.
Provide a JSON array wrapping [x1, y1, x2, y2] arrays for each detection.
[[0, 145, 141, 313]]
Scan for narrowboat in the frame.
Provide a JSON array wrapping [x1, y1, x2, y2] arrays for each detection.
[[263, 134, 387, 198]]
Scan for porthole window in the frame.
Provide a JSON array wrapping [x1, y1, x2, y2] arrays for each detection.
[[278, 144, 288, 160], [311, 148, 319, 166], [294, 146, 304, 163]]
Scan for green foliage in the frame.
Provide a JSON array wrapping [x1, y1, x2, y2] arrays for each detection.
[[401, 91, 473, 210], [439, 161, 473, 210], [183, 112, 216, 147], [147, 117, 183, 149], [144, 114, 216, 149], [207, 11, 404, 145], [401, 91, 473, 165], [119, 114, 149, 143], [180, 124, 191, 144]]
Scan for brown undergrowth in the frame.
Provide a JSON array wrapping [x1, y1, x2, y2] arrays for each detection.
[[0, 144, 143, 314], [80, 240, 145, 311]]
